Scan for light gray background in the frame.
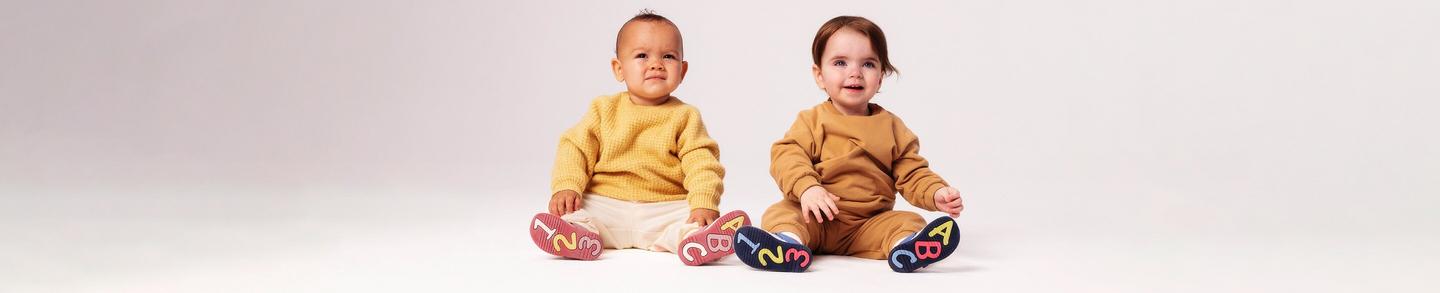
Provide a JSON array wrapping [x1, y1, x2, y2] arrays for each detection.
[[2, 0, 1437, 292]]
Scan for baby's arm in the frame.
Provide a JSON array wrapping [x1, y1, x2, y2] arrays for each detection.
[[549, 190, 582, 216], [676, 109, 724, 224], [771, 113, 822, 202], [686, 209, 719, 226], [549, 102, 602, 215], [891, 119, 957, 215], [772, 112, 840, 223], [933, 187, 964, 217]]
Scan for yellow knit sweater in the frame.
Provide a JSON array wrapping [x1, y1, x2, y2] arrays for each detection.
[[551, 92, 725, 211]]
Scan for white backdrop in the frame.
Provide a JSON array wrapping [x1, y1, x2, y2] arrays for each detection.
[[3, 0, 1437, 292]]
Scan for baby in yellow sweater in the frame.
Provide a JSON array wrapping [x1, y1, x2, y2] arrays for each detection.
[[528, 10, 749, 266], [733, 16, 964, 273]]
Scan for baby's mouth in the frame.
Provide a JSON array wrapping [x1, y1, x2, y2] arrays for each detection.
[[842, 84, 864, 91], [645, 75, 667, 81]]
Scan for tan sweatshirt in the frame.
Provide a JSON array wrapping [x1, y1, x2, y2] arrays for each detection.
[[770, 101, 948, 218]]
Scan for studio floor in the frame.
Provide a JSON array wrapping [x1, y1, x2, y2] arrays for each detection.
[[4, 188, 1434, 292]]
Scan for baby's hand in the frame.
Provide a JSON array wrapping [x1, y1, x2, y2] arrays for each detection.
[[800, 185, 841, 223], [687, 209, 720, 226], [933, 187, 964, 217], [549, 190, 583, 216]]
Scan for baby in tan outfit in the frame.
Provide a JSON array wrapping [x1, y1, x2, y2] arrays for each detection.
[[733, 16, 964, 273]]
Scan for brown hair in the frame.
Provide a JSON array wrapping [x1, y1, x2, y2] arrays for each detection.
[[614, 9, 682, 55], [811, 16, 897, 76]]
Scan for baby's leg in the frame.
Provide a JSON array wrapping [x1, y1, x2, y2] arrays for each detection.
[[852, 211, 961, 272], [527, 194, 621, 260], [760, 200, 823, 248], [632, 201, 759, 266], [845, 210, 925, 260], [733, 201, 818, 272], [675, 210, 751, 266], [638, 200, 696, 253], [529, 211, 604, 260]]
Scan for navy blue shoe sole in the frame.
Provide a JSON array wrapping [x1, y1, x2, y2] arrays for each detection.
[[733, 226, 811, 272], [888, 217, 960, 272]]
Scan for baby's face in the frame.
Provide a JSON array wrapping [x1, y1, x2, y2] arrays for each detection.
[[612, 21, 687, 104], [813, 28, 883, 114]]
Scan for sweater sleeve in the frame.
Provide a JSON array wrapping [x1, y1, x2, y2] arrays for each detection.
[[550, 100, 603, 197], [892, 119, 948, 211], [677, 109, 725, 211], [770, 111, 822, 203]]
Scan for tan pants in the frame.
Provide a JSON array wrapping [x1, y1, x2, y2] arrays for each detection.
[[761, 200, 925, 260], [561, 194, 701, 253]]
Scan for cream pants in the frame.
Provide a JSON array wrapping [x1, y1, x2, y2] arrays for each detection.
[[560, 194, 701, 253]]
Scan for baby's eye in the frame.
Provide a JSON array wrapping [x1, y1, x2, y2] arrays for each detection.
[[833, 60, 846, 67], [863, 61, 877, 68], [663, 54, 676, 59], [635, 53, 647, 59]]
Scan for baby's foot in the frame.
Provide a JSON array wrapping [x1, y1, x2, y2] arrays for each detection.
[[733, 226, 811, 272], [888, 217, 960, 272], [677, 210, 750, 266], [529, 213, 602, 260]]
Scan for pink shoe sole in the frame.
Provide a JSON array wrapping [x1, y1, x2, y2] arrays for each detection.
[[529, 213, 602, 260], [678, 210, 752, 266]]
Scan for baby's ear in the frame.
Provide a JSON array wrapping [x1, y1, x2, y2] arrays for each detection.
[[811, 64, 825, 90], [679, 60, 688, 79], [611, 58, 624, 82]]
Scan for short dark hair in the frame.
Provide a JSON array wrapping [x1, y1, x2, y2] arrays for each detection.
[[615, 9, 682, 55], [812, 16, 897, 76]]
